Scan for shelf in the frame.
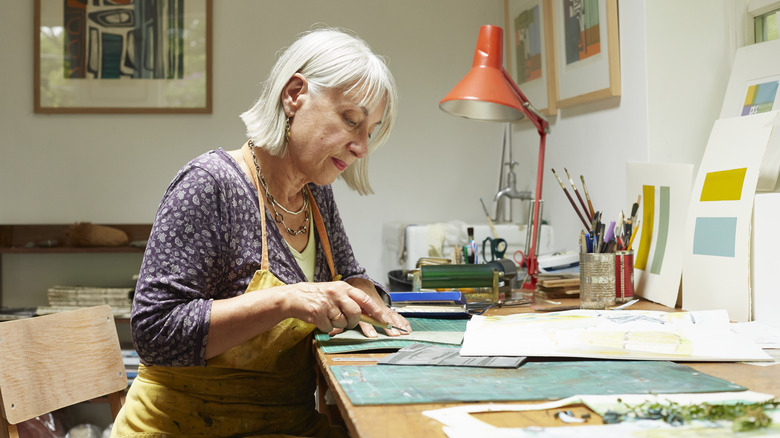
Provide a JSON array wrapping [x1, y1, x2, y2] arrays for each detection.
[[0, 224, 152, 252], [0, 224, 152, 306], [0, 246, 146, 254]]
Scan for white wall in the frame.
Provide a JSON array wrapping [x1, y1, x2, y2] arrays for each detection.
[[0, 0, 736, 305], [0, 0, 504, 305], [645, 0, 732, 168], [514, 0, 733, 258], [511, 0, 648, 258]]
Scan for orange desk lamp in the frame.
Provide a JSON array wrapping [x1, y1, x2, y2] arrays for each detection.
[[440, 24, 550, 282]]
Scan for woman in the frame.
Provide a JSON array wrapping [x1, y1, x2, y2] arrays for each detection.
[[111, 27, 410, 438]]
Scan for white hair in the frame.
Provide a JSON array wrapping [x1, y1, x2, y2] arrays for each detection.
[[240, 27, 399, 195]]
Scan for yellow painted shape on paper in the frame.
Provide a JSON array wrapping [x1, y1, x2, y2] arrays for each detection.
[[743, 84, 758, 105], [570, 330, 693, 357], [635, 185, 655, 270], [700, 168, 747, 201]]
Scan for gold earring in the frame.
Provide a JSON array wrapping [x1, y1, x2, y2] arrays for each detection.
[[285, 117, 291, 142]]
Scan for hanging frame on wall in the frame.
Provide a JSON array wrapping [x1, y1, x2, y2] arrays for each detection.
[[34, 0, 212, 114], [550, 0, 620, 108], [504, 0, 559, 117]]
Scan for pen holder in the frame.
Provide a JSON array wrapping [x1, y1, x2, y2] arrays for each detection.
[[615, 250, 635, 303], [579, 251, 635, 309]]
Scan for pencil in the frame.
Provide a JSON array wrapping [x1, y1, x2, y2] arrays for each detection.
[[552, 169, 591, 230], [565, 168, 592, 222], [580, 175, 596, 218], [628, 220, 640, 250]]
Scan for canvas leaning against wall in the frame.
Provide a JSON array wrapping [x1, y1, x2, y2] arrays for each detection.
[[625, 162, 693, 309], [682, 112, 778, 323]]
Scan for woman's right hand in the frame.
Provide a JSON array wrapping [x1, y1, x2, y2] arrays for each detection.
[[287, 281, 389, 334], [206, 280, 397, 360]]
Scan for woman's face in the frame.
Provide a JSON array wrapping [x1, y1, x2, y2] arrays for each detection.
[[287, 85, 386, 186]]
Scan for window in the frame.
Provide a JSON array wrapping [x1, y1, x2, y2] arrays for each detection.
[[748, 0, 780, 43], [754, 8, 779, 41]]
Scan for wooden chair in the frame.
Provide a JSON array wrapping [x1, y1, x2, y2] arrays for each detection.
[[0, 305, 127, 438]]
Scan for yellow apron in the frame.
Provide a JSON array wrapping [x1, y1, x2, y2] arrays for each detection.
[[111, 146, 347, 438]]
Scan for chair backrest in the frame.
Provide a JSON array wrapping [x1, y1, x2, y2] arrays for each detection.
[[0, 305, 127, 438]]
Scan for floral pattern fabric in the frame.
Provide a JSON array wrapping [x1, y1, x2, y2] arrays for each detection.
[[131, 148, 381, 366]]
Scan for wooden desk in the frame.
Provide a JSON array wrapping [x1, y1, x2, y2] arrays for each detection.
[[314, 298, 780, 438]]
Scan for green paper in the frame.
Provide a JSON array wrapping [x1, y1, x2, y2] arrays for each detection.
[[316, 317, 467, 353], [331, 360, 746, 405]]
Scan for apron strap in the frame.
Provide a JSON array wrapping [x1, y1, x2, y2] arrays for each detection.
[[306, 187, 341, 281], [242, 142, 340, 281], [242, 144, 269, 271]]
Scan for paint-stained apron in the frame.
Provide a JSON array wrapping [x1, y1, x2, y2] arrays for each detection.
[[111, 145, 347, 438]]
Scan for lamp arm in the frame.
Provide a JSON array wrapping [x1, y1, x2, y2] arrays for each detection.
[[501, 68, 549, 281], [525, 131, 546, 279], [501, 68, 549, 135]]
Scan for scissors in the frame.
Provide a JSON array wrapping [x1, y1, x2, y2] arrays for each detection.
[[513, 250, 526, 268], [481, 237, 507, 262]]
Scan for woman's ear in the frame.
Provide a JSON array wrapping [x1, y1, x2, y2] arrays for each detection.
[[281, 73, 308, 116]]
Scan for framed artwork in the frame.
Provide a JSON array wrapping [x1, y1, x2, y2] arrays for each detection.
[[34, 0, 212, 114], [504, 0, 558, 117], [550, 0, 620, 108]]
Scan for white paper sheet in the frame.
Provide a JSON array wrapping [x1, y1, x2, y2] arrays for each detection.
[[719, 39, 780, 119], [731, 321, 780, 348], [752, 193, 780, 329], [625, 162, 693, 307], [682, 112, 778, 322], [459, 309, 772, 361], [423, 391, 777, 438]]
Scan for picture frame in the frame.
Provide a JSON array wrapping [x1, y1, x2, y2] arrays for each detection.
[[504, 0, 558, 117], [34, 0, 212, 114], [550, 0, 620, 108]]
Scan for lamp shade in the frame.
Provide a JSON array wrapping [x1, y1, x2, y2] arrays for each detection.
[[440, 25, 525, 122]]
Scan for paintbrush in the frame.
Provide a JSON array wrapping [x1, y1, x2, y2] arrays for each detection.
[[565, 168, 592, 222], [630, 195, 641, 225], [552, 169, 590, 230], [580, 175, 596, 218]]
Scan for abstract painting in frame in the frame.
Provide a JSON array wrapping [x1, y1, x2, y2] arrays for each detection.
[[550, 0, 620, 108], [34, 0, 212, 114], [504, 0, 558, 117]]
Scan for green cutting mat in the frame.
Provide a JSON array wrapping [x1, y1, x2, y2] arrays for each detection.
[[316, 318, 468, 353], [331, 361, 747, 405]]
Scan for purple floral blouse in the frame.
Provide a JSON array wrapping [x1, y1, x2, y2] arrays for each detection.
[[131, 149, 382, 366]]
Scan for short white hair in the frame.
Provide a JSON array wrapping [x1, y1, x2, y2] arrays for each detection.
[[240, 27, 399, 195]]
